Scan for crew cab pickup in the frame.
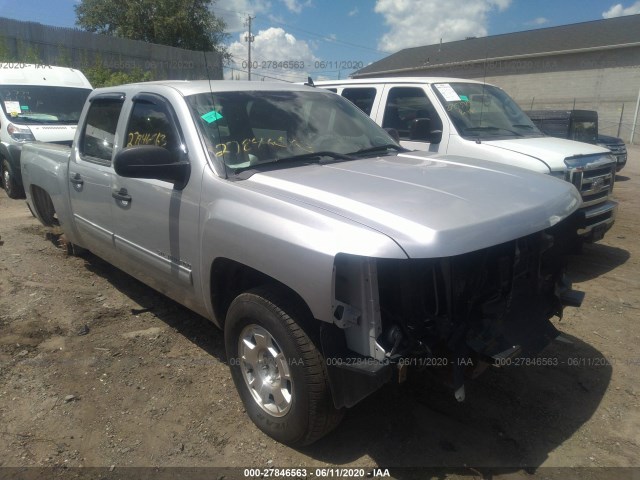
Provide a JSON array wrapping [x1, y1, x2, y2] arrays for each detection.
[[313, 78, 618, 244], [21, 80, 584, 446]]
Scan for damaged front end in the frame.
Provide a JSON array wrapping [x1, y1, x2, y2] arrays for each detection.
[[325, 213, 583, 408]]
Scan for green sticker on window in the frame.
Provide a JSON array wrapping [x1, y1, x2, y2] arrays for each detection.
[[459, 95, 469, 101], [201, 110, 222, 123]]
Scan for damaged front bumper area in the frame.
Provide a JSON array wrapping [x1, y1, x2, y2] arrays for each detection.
[[325, 214, 584, 409]]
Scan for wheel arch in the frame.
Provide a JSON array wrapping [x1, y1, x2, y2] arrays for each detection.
[[209, 257, 319, 338], [29, 184, 59, 227]]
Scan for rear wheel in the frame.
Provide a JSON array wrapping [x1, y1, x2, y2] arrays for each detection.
[[225, 287, 343, 446], [2, 160, 25, 199], [31, 186, 59, 226]]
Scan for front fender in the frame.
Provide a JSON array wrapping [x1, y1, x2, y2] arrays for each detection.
[[198, 171, 407, 324]]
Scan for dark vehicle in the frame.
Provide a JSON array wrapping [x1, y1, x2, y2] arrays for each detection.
[[526, 109, 627, 172]]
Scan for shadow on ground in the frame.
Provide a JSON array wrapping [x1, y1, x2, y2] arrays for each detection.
[[81, 253, 227, 364], [74, 249, 611, 477], [567, 242, 630, 283], [303, 333, 609, 476]]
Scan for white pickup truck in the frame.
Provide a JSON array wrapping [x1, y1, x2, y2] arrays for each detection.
[[21, 80, 584, 446], [313, 77, 618, 244]]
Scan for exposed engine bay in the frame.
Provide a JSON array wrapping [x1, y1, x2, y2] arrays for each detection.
[[329, 212, 584, 404]]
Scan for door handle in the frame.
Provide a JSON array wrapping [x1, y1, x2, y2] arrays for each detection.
[[112, 188, 132, 205], [69, 173, 84, 186]]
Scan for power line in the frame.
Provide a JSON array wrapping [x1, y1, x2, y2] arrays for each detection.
[[215, 5, 390, 58], [253, 17, 391, 56], [222, 65, 298, 83]]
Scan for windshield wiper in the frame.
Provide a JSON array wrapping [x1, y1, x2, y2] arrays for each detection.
[[512, 124, 534, 129], [277, 150, 354, 163], [464, 126, 524, 137], [231, 151, 354, 179], [15, 117, 61, 124], [349, 144, 407, 156]]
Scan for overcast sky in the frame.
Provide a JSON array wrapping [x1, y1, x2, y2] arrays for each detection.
[[1, 0, 640, 81]]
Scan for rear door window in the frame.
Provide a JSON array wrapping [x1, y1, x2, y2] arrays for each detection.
[[341, 88, 377, 116], [80, 95, 125, 164]]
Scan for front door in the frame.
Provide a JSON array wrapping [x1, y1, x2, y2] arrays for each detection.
[[379, 86, 443, 152], [111, 93, 200, 306]]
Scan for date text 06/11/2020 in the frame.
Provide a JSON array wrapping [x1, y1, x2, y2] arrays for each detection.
[[241, 60, 364, 70]]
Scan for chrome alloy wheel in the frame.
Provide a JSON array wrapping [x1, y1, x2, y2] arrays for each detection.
[[238, 324, 293, 417]]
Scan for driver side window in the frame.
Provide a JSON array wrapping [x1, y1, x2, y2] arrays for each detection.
[[382, 87, 440, 141], [125, 96, 181, 157]]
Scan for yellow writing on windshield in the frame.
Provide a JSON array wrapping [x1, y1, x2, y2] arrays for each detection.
[[214, 137, 313, 157], [127, 131, 168, 147]]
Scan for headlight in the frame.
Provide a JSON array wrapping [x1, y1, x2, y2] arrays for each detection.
[[7, 123, 36, 142]]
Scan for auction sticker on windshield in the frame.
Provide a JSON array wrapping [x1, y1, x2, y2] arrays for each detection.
[[434, 84, 461, 102], [4, 101, 21, 115]]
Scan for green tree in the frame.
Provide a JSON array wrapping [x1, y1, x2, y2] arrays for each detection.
[[0, 36, 13, 61], [84, 57, 154, 88], [56, 44, 73, 67], [75, 0, 229, 57], [16, 40, 42, 63]]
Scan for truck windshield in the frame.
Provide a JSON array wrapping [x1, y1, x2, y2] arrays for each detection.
[[0, 85, 91, 125], [186, 89, 400, 173], [432, 83, 542, 140]]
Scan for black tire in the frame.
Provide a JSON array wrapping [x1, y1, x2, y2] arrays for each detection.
[[225, 286, 343, 446], [2, 159, 25, 199], [31, 186, 59, 226]]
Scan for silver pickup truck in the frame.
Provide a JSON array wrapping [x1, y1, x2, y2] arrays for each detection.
[[21, 80, 584, 446]]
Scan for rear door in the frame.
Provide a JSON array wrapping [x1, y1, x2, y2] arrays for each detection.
[[69, 93, 125, 259], [111, 92, 200, 305], [340, 87, 380, 118]]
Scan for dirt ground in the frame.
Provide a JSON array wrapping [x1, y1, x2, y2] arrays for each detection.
[[1, 147, 639, 480]]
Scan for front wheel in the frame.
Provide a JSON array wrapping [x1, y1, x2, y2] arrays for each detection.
[[225, 287, 343, 446], [2, 160, 25, 199]]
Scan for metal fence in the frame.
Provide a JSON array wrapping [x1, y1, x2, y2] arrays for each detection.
[[0, 17, 222, 80]]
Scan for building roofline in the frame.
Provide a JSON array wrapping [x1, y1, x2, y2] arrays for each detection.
[[353, 40, 640, 78], [353, 14, 640, 78]]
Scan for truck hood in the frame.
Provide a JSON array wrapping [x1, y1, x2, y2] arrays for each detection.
[[246, 151, 581, 258], [597, 134, 624, 144], [481, 136, 611, 170], [29, 125, 77, 143]]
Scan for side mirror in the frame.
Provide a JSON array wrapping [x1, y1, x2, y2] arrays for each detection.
[[410, 118, 442, 144], [114, 145, 190, 190]]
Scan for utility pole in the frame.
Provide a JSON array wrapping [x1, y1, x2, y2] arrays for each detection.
[[244, 15, 255, 81], [632, 84, 640, 144]]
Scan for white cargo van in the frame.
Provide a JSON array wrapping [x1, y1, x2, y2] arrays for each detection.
[[314, 77, 618, 243], [1, 64, 92, 198]]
